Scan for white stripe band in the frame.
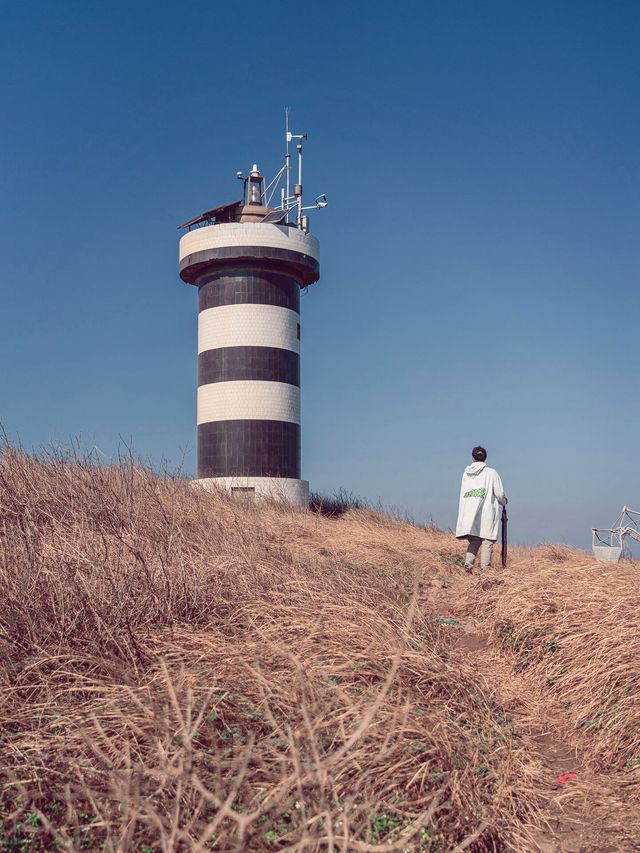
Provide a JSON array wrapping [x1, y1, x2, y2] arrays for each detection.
[[198, 304, 300, 354], [180, 222, 320, 265], [197, 381, 300, 425]]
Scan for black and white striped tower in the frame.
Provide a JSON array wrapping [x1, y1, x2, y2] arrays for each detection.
[[178, 137, 323, 506]]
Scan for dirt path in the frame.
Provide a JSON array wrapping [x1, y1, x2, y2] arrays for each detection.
[[422, 570, 638, 853]]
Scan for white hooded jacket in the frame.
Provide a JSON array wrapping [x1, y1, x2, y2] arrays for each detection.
[[455, 462, 507, 541]]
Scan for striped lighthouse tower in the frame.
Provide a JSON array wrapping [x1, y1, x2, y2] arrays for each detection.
[[178, 135, 323, 506]]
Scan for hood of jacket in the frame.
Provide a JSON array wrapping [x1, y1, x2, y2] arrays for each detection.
[[464, 461, 486, 476]]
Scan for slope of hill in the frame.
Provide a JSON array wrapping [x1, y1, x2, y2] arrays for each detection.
[[0, 446, 638, 851]]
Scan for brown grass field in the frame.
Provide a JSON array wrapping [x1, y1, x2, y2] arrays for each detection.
[[0, 445, 639, 851]]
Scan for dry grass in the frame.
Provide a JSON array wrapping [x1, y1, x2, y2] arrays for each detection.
[[0, 444, 549, 851], [460, 543, 640, 797]]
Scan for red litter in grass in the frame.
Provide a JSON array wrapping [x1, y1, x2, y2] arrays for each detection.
[[556, 772, 577, 784]]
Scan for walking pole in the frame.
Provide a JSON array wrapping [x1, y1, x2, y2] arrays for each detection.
[[501, 505, 508, 568]]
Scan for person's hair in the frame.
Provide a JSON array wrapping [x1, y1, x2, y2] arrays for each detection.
[[472, 446, 487, 462]]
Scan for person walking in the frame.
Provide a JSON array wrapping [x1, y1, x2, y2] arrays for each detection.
[[456, 446, 507, 573]]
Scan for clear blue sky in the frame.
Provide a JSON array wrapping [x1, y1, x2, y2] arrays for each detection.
[[1, 1, 638, 548]]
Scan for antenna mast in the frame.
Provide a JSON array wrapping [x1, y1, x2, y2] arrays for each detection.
[[284, 108, 290, 221], [263, 109, 327, 231], [286, 120, 307, 227]]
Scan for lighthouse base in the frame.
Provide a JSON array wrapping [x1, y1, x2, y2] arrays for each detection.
[[194, 476, 309, 508]]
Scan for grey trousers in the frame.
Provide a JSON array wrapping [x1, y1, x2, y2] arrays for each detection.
[[465, 536, 494, 569]]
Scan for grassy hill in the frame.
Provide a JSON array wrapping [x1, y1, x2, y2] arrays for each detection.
[[1, 445, 639, 851]]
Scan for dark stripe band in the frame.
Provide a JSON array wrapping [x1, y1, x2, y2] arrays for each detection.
[[181, 246, 319, 287], [199, 346, 300, 386], [198, 269, 300, 312], [198, 420, 300, 479]]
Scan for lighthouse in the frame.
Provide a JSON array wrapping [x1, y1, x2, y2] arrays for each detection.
[[178, 120, 324, 506]]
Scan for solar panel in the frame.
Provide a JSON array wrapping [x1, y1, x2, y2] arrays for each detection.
[[260, 209, 288, 224], [178, 200, 243, 230]]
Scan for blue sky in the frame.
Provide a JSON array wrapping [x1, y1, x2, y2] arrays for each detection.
[[1, 1, 638, 548]]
